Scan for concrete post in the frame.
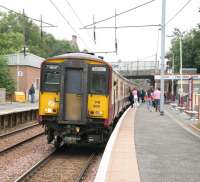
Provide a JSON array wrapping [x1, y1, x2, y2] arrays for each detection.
[[160, 0, 166, 115]]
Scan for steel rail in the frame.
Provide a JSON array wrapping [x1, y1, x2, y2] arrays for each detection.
[[0, 123, 39, 138], [14, 150, 56, 182], [75, 153, 96, 182], [0, 132, 44, 154]]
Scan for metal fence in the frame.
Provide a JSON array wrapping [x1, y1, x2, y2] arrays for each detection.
[[110, 61, 160, 76]]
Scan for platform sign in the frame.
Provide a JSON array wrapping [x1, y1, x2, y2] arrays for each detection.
[[155, 74, 200, 80], [188, 77, 193, 111]]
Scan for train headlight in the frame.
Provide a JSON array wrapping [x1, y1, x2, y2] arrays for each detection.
[[75, 127, 80, 133], [45, 108, 53, 113]]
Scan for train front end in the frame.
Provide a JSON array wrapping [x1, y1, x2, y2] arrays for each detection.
[[39, 54, 112, 147]]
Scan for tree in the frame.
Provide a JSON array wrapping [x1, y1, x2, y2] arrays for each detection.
[[168, 26, 200, 73], [0, 55, 15, 93], [0, 11, 79, 58]]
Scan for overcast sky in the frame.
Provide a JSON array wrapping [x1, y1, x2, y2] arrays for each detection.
[[0, 0, 199, 62]]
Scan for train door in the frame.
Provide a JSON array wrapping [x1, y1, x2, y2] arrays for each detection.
[[64, 68, 83, 121]]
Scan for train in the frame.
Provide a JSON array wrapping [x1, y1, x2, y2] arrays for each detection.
[[38, 52, 133, 147]]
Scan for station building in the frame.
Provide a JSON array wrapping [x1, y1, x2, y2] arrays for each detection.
[[155, 68, 200, 110], [7, 53, 45, 101], [155, 68, 200, 96]]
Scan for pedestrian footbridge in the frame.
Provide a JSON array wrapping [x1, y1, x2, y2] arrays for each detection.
[[109, 60, 160, 80]]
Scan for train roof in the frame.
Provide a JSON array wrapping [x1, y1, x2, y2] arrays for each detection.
[[48, 52, 109, 65], [47, 52, 132, 84]]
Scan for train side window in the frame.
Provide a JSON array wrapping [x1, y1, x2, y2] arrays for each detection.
[[120, 82, 123, 97], [116, 80, 118, 99]]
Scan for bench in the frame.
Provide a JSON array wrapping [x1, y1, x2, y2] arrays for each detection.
[[170, 103, 178, 110], [176, 106, 186, 113], [185, 110, 198, 120]]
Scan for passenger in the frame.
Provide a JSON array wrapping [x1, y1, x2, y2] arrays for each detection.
[[132, 88, 138, 108], [146, 89, 153, 112], [29, 84, 35, 103], [153, 87, 161, 112], [137, 89, 141, 103], [141, 89, 146, 103], [128, 88, 134, 108]]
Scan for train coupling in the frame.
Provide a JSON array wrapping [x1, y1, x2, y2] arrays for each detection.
[[63, 136, 81, 144]]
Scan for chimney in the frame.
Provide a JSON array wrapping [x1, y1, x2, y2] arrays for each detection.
[[72, 35, 77, 44]]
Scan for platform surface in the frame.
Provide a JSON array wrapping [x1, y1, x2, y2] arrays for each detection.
[[104, 108, 140, 182], [135, 104, 200, 182], [0, 102, 38, 115]]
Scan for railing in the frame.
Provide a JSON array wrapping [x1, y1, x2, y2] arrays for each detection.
[[110, 61, 160, 76]]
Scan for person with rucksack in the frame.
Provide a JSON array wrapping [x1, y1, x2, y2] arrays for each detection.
[[28, 84, 35, 103], [128, 88, 134, 108]]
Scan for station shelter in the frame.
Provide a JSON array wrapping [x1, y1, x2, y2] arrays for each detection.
[[154, 74, 200, 110]]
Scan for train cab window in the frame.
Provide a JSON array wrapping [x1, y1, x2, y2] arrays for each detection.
[[89, 66, 109, 94], [42, 64, 61, 91]]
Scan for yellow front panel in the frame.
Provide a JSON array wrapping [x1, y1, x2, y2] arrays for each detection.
[[39, 92, 59, 115], [88, 95, 109, 119]]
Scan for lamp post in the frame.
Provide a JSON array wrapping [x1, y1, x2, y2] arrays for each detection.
[[160, 0, 166, 115], [179, 34, 183, 97], [171, 52, 174, 100], [176, 30, 183, 105]]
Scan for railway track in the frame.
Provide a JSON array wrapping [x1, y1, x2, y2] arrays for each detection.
[[0, 123, 40, 138], [14, 149, 56, 182], [15, 147, 98, 182], [75, 153, 96, 182], [0, 123, 44, 154]]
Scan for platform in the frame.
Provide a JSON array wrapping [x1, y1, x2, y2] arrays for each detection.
[[0, 102, 38, 115], [0, 102, 38, 131], [96, 103, 200, 182], [95, 107, 140, 182], [135, 104, 200, 182]]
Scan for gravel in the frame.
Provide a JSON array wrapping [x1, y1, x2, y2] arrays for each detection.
[[0, 124, 44, 151], [81, 153, 103, 182], [0, 135, 54, 182]]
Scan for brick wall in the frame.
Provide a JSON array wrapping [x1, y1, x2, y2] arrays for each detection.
[[9, 65, 41, 101]]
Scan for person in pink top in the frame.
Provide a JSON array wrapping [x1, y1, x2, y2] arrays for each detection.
[[153, 88, 161, 112], [146, 89, 153, 111]]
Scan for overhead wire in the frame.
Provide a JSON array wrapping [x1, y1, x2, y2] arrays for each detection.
[[82, 0, 157, 28], [63, 0, 94, 44], [49, 0, 90, 50], [166, 0, 193, 25], [0, 4, 56, 27], [81, 24, 160, 29]]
